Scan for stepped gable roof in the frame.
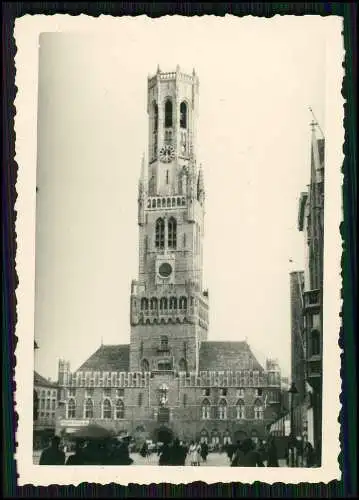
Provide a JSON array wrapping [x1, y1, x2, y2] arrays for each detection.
[[198, 341, 263, 372], [34, 370, 58, 388], [76, 344, 130, 373]]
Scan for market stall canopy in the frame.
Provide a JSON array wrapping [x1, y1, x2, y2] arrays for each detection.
[[70, 423, 115, 440]]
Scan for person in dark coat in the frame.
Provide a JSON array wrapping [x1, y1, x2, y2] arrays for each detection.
[[200, 441, 209, 463], [39, 436, 65, 465], [66, 440, 87, 465], [158, 442, 172, 466], [140, 441, 149, 458], [234, 438, 264, 467], [266, 438, 279, 467], [169, 438, 186, 466], [108, 440, 134, 465]]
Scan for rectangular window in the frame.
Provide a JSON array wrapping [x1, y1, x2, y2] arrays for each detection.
[[116, 388, 124, 398], [202, 388, 210, 397], [220, 388, 228, 396]]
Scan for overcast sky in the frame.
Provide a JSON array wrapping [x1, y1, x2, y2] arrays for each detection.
[[33, 16, 328, 381]]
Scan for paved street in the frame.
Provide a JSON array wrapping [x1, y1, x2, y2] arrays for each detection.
[[33, 450, 286, 467]]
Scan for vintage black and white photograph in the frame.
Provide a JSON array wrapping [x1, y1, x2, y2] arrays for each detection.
[[15, 15, 343, 485]]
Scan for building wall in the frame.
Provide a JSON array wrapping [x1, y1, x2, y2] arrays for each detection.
[[290, 271, 305, 403]]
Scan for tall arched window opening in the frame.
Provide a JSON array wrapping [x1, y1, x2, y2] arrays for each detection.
[[115, 400, 125, 419], [168, 217, 177, 249], [67, 398, 76, 419], [236, 399, 245, 420], [254, 399, 263, 420], [165, 99, 173, 128], [201, 399, 211, 420], [155, 218, 165, 248], [84, 398, 94, 419], [150, 297, 158, 310], [179, 296, 187, 310], [141, 298, 149, 311], [180, 101, 188, 129], [310, 329, 320, 356], [218, 399, 227, 420], [169, 296, 177, 310], [153, 102, 158, 132], [141, 359, 149, 372], [160, 297, 168, 311], [102, 399, 112, 419]]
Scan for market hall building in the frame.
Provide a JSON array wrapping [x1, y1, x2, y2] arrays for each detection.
[[56, 67, 282, 446]]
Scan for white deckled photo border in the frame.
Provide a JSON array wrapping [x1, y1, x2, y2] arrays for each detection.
[[14, 14, 344, 486]]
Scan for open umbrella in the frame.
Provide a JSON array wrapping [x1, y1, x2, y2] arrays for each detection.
[[70, 423, 115, 440]]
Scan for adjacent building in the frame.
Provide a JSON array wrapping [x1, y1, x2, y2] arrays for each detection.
[[33, 371, 59, 449], [270, 120, 324, 465], [56, 67, 282, 446]]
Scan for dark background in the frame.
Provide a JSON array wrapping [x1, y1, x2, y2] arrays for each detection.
[[2, 2, 357, 498]]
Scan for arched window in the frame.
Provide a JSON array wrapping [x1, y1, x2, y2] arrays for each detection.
[[155, 218, 165, 248], [167, 196, 171, 206], [115, 399, 125, 419], [178, 358, 187, 373], [169, 296, 177, 310], [172, 198, 176, 207], [138, 393, 143, 407], [84, 398, 94, 419], [181, 197, 186, 206], [200, 429, 209, 444], [151, 199, 156, 208], [254, 399, 263, 420], [162, 198, 166, 207], [141, 298, 149, 310], [311, 329, 320, 356], [141, 358, 149, 372], [180, 101, 188, 129], [160, 297, 168, 310], [157, 199, 161, 208], [164, 99, 173, 128], [67, 398, 76, 419], [218, 399, 227, 420], [236, 399, 245, 420], [183, 393, 187, 407], [102, 399, 112, 419], [201, 399, 211, 420], [179, 296, 187, 310], [150, 297, 158, 310], [153, 102, 158, 132], [168, 217, 177, 249]]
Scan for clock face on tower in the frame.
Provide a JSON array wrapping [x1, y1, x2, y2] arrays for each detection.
[[159, 145, 175, 163], [159, 262, 173, 278]]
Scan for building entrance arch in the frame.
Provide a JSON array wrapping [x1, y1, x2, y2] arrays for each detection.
[[153, 425, 174, 445]]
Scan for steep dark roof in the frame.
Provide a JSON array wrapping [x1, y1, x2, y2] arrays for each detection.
[[34, 370, 58, 388], [77, 344, 130, 373], [199, 341, 263, 372]]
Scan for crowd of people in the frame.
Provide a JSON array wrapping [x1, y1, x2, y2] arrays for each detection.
[[39, 435, 134, 465], [39, 434, 316, 467]]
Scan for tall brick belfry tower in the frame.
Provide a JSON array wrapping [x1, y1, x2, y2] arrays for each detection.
[[129, 65, 209, 376]]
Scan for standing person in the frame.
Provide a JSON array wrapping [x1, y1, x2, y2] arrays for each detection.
[[304, 440, 315, 467], [230, 441, 244, 467], [39, 436, 65, 465], [235, 438, 264, 467], [170, 438, 186, 466], [188, 441, 201, 466], [66, 440, 87, 465], [200, 441, 209, 463], [266, 437, 279, 467], [140, 441, 149, 458], [158, 441, 172, 466]]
